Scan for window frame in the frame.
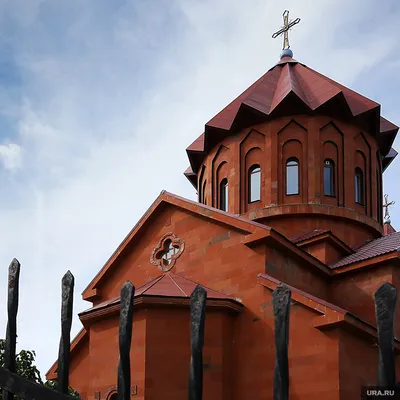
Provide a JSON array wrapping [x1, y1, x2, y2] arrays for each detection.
[[219, 178, 229, 211], [285, 157, 300, 196], [323, 159, 335, 197], [248, 164, 261, 203], [355, 167, 365, 205]]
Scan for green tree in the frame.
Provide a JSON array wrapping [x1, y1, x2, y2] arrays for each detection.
[[0, 339, 79, 398]]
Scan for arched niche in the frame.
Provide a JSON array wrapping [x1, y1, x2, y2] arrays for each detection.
[[239, 129, 265, 212], [278, 120, 307, 204], [281, 139, 303, 204], [211, 145, 230, 208], [322, 141, 339, 206], [198, 164, 206, 204], [354, 132, 371, 216], [320, 122, 344, 206], [244, 147, 263, 211]]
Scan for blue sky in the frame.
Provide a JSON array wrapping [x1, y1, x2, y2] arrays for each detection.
[[0, 0, 399, 377]]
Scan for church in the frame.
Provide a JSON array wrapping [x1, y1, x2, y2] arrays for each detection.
[[47, 13, 400, 400]]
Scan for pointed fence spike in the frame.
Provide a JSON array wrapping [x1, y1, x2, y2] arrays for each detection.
[[272, 283, 291, 400], [188, 285, 207, 400], [374, 282, 397, 387], [118, 281, 135, 400], [3, 258, 21, 400], [57, 271, 75, 394]]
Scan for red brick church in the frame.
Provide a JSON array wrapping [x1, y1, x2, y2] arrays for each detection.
[[47, 41, 400, 399]]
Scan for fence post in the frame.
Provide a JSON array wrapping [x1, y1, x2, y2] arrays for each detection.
[[57, 271, 74, 394], [118, 281, 135, 400], [272, 283, 291, 400], [374, 282, 397, 387], [188, 285, 206, 400], [3, 258, 21, 400]]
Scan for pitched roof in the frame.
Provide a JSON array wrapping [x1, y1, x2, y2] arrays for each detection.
[[257, 273, 400, 350], [82, 191, 330, 301], [290, 229, 330, 243], [81, 272, 241, 315], [331, 231, 400, 269], [186, 56, 398, 174]]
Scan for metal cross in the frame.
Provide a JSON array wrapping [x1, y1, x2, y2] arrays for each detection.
[[272, 10, 301, 50], [383, 194, 395, 221]]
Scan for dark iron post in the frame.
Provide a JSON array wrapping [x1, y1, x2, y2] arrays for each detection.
[[3, 258, 21, 400], [117, 281, 135, 400], [272, 283, 291, 400], [57, 271, 75, 394], [374, 282, 397, 387], [188, 285, 206, 400]]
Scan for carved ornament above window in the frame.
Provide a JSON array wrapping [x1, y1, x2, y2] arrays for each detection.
[[150, 233, 185, 272]]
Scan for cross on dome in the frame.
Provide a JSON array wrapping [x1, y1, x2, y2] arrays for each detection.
[[383, 194, 395, 224], [272, 10, 301, 58]]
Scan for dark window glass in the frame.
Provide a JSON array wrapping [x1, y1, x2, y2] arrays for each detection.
[[202, 180, 206, 204], [248, 165, 261, 202], [355, 168, 364, 204], [219, 178, 228, 211], [324, 159, 335, 196], [286, 158, 299, 195]]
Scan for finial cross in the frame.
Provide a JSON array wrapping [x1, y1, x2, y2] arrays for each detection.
[[383, 194, 395, 221], [272, 10, 301, 50]]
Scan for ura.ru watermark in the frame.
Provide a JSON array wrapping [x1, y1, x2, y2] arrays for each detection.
[[362, 386, 400, 399]]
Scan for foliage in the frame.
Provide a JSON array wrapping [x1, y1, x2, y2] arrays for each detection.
[[0, 339, 79, 398]]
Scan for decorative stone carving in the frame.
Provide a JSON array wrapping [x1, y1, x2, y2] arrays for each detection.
[[150, 233, 185, 272]]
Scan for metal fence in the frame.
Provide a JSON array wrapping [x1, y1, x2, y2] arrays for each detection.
[[0, 258, 396, 400]]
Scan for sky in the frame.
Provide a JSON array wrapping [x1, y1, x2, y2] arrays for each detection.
[[0, 0, 399, 378]]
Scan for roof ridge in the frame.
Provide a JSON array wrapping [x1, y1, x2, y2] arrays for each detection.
[[138, 274, 164, 294], [286, 63, 309, 107], [166, 272, 189, 297]]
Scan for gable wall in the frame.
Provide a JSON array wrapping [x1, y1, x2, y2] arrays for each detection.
[[232, 284, 340, 400], [265, 246, 329, 300], [95, 206, 264, 304], [329, 264, 399, 336]]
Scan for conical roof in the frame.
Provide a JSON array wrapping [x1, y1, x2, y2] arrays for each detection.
[[186, 56, 398, 174]]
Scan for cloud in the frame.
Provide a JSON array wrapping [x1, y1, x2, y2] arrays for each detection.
[[0, 0, 398, 379], [0, 143, 22, 171]]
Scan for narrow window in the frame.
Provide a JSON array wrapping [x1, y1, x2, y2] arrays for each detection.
[[286, 158, 299, 195], [248, 165, 261, 203], [324, 159, 335, 196], [219, 178, 228, 211], [355, 168, 364, 204], [201, 180, 207, 204]]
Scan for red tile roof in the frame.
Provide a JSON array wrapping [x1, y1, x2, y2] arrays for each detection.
[[186, 57, 398, 173], [290, 229, 329, 243], [83, 272, 240, 314], [331, 231, 400, 268]]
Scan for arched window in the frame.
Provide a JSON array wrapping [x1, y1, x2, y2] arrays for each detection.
[[219, 178, 228, 211], [323, 159, 335, 196], [355, 168, 364, 204], [286, 158, 299, 195], [201, 180, 207, 204], [108, 393, 117, 400], [248, 165, 261, 203]]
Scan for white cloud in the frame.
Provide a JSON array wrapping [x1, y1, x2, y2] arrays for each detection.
[[0, 143, 22, 171], [0, 0, 397, 380]]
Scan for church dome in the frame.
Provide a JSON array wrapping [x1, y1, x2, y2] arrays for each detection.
[[184, 56, 399, 247]]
